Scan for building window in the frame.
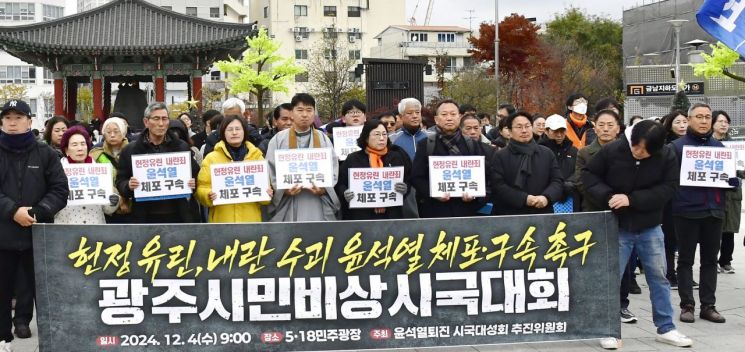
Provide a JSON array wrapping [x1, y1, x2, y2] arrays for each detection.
[[0, 2, 36, 21], [29, 98, 37, 116], [410, 32, 428, 42], [437, 57, 457, 73], [209, 7, 219, 18], [42, 68, 53, 84], [324, 49, 338, 60], [437, 33, 455, 42], [294, 5, 307, 16], [324, 6, 336, 17], [348, 50, 361, 60], [295, 73, 308, 82], [263, 6, 268, 18], [348, 6, 361, 17], [161, 6, 172, 11], [210, 71, 221, 81], [323, 28, 338, 39], [0, 65, 36, 84], [42, 5, 62, 21], [185, 7, 197, 16], [295, 49, 308, 60]]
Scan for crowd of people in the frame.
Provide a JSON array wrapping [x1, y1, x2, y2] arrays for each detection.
[[0, 91, 742, 351]]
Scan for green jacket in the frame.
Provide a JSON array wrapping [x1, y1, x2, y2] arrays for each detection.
[[720, 135, 743, 233]]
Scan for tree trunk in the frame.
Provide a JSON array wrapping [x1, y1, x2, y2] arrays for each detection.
[[255, 89, 265, 128]]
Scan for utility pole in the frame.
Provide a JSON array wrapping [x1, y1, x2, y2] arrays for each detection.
[[494, 0, 500, 102], [464, 9, 476, 34], [668, 19, 688, 92]]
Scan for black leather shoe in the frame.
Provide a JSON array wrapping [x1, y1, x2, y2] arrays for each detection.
[[14, 323, 31, 338], [700, 306, 726, 323]]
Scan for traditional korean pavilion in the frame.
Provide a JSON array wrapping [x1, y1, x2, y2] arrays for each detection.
[[0, 0, 256, 126]]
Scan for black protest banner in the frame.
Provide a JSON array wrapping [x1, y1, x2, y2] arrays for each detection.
[[33, 212, 619, 351]]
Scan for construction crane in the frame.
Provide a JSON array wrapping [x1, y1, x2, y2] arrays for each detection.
[[424, 0, 435, 25], [408, 0, 420, 25]]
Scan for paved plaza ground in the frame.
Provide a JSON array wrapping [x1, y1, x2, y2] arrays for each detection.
[[13, 228, 745, 352]]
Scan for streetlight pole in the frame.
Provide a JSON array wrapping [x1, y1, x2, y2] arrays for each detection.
[[494, 0, 500, 102], [668, 19, 688, 92]]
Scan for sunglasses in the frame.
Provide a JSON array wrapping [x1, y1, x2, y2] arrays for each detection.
[[382, 122, 395, 126]]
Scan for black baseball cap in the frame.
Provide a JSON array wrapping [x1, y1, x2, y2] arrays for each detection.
[[1, 99, 32, 117]]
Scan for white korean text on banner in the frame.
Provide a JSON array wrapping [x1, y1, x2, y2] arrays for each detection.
[[680, 146, 736, 188], [333, 126, 363, 161], [211, 161, 271, 205], [428, 156, 486, 198], [274, 148, 334, 189], [132, 152, 193, 201], [64, 163, 113, 206], [721, 141, 745, 171], [348, 167, 405, 208], [34, 212, 620, 351]]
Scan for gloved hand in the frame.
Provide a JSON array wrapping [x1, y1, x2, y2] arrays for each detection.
[[728, 177, 741, 188], [394, 182, 408, 194], [109, 194, 120, 207], [343, 189, 355, 202]]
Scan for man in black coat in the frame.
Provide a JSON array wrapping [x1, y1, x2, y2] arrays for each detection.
[[582, 120, 692, 348], [490, 112, 564, 215], [411, 100, 490, 218], [0, 100, 69, 347], [116, 102, 199, 223]]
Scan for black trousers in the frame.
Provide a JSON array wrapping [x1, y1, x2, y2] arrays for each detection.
[[13, 257, 34, 325], [662, 206, 677, 280], [674, 216, 723, 308], [620, 255, 635, 309], [718, 232, 735, 266], [0, 249, 34, 343]]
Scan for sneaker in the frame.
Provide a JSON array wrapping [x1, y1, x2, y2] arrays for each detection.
[[621, 308, 638, 324], [600, 337, 622, 350], [0, 341, 13, 352], [700, 305, 726, 323], [13, 323, 31, 339], [629, 277, 642, 294], [656, 329, 693, 347], [717, 266, 724, 273], [680, 305, 695, 323], [721, 264, 735, 274]]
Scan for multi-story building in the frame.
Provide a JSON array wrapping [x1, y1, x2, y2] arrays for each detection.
[[77, 0, 107, 12], [370, 25, 473, 103], [249, 0, 406, 107], [0, 0, 67, 130]]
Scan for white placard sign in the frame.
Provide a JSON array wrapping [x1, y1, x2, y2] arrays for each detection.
[[721, 141, 745, 171], [63, 163, 114, 206], [680, 146, 736, 188], [348, 167, 405, 208], [428, 156, 486, 198], [132, 151, 193, 201], [274, 148, 334, 189], [333, 126, 363, 161], [210, 160, 271, 205]]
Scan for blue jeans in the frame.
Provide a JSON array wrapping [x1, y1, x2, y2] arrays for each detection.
[[618, 225, 676, 334]]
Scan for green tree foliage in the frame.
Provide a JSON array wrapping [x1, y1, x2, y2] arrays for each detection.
[[693, 41, 745, 83], [671, 90, 691, 113], [215, 27, 306, 126], [0, 83, 28, 102], [442, 68, 498, 114]]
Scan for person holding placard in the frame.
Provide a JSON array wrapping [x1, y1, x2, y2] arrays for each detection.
[[116, 102, 200, 223], [266, 93, 340, 222], [54, 126, 119, 224], [411, 99, 491, 218], [712, 110, 741, 274], [671, 103, 738, 324], [336, 120, 411, 220], [90, 117, 132, 223], [490, 111, 564, 215], [197, 115, 272, 223], [0, 100, 68, 349]]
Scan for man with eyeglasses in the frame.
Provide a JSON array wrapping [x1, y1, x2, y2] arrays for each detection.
[[671, 103, 738, 324], [116, 102, 200, 223], [377, 111, 397, 134], [325, 99, 367, 141]]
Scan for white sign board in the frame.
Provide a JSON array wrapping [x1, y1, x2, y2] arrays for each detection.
[[132, 151, 193, 201], [721, 141, 745, 171], [428, 156, 486, 198], [274, 148, 335, 189], [348, 167, 405, 208], [680, 146, 736, 188], [63, 163, 114, 206], [333, 126, 363, 161], [211, 160, 271, 205]]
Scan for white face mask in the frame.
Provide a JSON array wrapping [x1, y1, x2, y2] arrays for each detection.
[[572, 103, 588, 115]]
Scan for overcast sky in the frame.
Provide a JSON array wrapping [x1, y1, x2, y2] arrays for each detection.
[[405, 0, 652, 30]]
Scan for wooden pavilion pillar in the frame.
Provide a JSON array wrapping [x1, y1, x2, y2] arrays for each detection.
[[53, 74, 65, 116], [154, 72, 165, 102], [92, 72, 103, 121], [191, 70, 202, 113]]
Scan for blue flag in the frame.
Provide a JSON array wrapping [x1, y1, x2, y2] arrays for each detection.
[[697, 0, 745, 55]]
